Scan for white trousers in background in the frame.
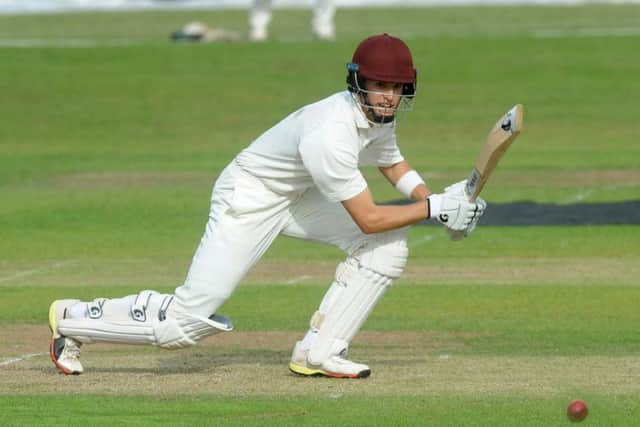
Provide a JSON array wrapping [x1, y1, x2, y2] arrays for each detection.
[[249, 0, 335, 41]]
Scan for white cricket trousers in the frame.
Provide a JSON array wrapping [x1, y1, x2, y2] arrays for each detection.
[[250, 0, 335, 38], [172, 161, 370, 317]]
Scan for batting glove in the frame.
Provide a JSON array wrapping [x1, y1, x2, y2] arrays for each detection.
[[427, 191, 477, 232]]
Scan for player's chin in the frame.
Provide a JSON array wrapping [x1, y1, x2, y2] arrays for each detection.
[[372, 114, 395, 124], [369, 108, 396, 122], [376, 106, 396, 115]]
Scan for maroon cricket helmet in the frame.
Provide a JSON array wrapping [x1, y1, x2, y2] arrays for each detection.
[[349, 33, 417, 84]]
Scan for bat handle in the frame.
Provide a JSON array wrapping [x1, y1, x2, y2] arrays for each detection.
[[464, 170, 480, 203], [447, 177, 476, 241]]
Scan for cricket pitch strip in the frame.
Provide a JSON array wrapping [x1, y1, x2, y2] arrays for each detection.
[[1, 326, 638, 398]]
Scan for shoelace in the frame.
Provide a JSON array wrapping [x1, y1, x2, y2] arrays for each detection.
[[64, 339, 81, 359]]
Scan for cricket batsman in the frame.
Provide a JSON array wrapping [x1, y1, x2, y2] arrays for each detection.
[[49, 34, 485, 378]]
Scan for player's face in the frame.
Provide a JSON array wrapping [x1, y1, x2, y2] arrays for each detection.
[[360, 80, 404, 123]]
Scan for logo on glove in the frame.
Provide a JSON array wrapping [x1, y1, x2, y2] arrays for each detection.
[[438, 213, 449, 223]]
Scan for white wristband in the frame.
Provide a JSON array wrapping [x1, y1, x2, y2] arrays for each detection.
[[426, 193, 443, 219], [395, 170, 425, 199]]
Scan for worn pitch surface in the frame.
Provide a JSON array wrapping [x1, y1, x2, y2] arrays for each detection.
[[3, 326, 639, 398]]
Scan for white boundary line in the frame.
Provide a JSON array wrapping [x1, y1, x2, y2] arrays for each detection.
[[0, 352, 47, 367], [2, 25, 638, 48], [533, 27, 640, 38], [409, 233, 436, 248], [0, 39, 133, 47], [284, 275, 312, 284], [0, 260, 76, 284], [565, 189, 595, 203]]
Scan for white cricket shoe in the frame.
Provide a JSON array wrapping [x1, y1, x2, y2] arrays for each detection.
[[249, 27, 268, 42], [288, 341, 370, 379], [312, 27, 335, 41], [48, 299, 84, 375]]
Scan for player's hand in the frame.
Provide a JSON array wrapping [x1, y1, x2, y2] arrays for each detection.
[[464, 196, 486, 237], [443, 179, 467, 196], [446, 196, 487, 240], [427, 191, 478, 232]]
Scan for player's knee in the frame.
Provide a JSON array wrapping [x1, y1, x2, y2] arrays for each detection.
[[353, 228, 409, 279]]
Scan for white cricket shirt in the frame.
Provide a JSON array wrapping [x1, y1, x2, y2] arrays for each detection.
[[235, 91, 404, 202]]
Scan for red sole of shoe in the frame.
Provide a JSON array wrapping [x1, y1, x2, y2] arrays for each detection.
[[49, 337, 79, 375]]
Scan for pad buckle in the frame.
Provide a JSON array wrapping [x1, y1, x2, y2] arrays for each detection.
[[87, 298, 105, 319], [131, 290, 155, 322]]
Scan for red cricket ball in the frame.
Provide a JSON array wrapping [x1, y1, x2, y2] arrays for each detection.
[[567, 399, 588, 422]]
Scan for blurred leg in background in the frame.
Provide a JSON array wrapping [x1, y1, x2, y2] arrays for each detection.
[[311, 0, 335, 40], [249, 0, 335, 41]]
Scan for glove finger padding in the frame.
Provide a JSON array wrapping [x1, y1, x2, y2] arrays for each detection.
[[464, 197, 487, 237], [434, 192, 477, 231]]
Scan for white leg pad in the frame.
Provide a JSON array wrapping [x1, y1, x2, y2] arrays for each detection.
[[306, 229, 409, 365], [351, 228, 409, 279], [57, 290, 233, 349], [307, 259, 391, 365]]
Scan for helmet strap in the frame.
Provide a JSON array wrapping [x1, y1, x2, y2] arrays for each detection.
[[347, 70, 393, 125], [347, 66, 414, 126], [360, 91, 396, 124]]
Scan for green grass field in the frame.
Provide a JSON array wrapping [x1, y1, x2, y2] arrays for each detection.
[[1, 4, 639, 426]]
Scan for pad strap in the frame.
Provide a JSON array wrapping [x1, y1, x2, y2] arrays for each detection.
[[158, 295, 173, 321], [131, 290, 155, 322]]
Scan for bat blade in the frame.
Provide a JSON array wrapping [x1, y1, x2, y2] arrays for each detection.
[[465, 104, 524, 201], [448, 104, 523, 241]]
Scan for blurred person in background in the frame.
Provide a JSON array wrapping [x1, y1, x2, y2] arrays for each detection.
[[250, 0, 335, 41]]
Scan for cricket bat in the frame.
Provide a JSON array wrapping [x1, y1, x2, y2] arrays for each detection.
[[449, 104, 524, 240]]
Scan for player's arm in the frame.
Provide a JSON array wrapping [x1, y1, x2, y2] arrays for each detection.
[[344, 163, 482, 235], [341, 187, 427, 234], [379, 160, 430, 201], [342, 179, 481, 235]]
